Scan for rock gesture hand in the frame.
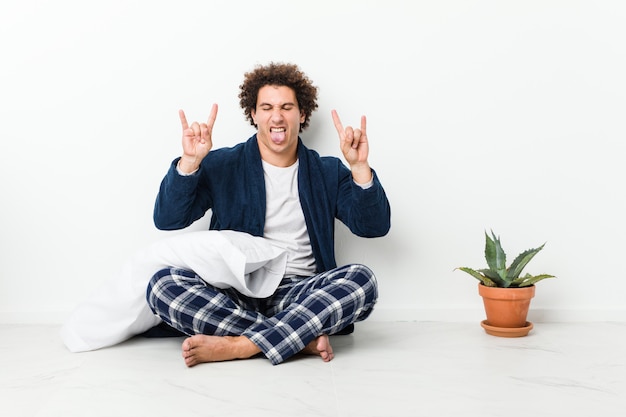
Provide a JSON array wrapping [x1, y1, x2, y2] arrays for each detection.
[[332, 109, 372, 183], [178, 104, 218, 173]]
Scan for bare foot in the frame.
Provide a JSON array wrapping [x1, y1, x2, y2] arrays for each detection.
[[302, 334, 334, 362], [181, 335, 261, 367]]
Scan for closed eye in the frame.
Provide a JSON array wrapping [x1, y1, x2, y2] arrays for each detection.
[[259, 103, 296, 111]]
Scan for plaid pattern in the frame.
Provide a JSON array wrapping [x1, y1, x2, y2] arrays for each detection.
[[146, 264, 378, 365]]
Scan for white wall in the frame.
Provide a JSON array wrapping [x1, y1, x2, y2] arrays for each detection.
[[1, 0, 625, 324]]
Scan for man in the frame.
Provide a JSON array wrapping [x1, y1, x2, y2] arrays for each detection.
[[147, 62, 391, 366]]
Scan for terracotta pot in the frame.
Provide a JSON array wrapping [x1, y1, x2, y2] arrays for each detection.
[[478, 283, 535, 328]]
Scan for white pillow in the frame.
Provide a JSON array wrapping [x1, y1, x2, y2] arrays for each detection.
[[60, 230, 287, 352]]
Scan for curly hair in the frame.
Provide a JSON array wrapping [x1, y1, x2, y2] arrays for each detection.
[[238, 62, 319, 132]]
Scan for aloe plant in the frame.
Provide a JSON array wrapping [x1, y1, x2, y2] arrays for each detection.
[[456, 231, 555, 288]]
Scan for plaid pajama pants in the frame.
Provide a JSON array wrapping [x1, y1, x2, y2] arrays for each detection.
[[146, 263, 378, 365]]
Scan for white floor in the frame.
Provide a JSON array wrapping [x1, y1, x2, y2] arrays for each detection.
[[1, 321, 625, 417]]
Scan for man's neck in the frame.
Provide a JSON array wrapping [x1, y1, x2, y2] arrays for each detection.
[[257, 140, 298, 167]]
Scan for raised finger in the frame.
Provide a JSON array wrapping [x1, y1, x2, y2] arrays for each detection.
[[331, 109, 345, 137], [179, 109, 189, 130], [206, 103, 218, 130], [360, 115, 367, 136]]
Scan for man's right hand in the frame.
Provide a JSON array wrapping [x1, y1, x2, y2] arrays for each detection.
[[178, 104, 218, 174]]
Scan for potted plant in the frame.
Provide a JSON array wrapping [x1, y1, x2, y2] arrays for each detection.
[[456, 230, 555, 337]]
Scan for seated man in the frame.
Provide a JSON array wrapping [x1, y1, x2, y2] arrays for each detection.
[[147, 62, 391, 366]]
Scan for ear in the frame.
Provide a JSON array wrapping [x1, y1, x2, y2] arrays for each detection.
[[251, 109, 257, 124], [300, 111, 305, 123]]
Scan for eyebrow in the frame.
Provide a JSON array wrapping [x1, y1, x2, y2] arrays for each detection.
[[258, 102, 297, 108]]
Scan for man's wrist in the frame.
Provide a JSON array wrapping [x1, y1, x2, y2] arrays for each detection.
[[350, 163, 373, 185], [176, 160, 199, 176]]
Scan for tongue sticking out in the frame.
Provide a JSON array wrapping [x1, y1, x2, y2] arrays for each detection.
[[270, 130, 286, 143]]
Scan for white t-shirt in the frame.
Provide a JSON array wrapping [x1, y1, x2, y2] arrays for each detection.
[[262, 160, 317, 276]]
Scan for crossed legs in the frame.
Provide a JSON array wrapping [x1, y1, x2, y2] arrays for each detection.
[[146, 264, 377, 366]]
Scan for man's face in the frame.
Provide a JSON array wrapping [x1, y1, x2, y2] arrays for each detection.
[[252, 85, 305, 166]]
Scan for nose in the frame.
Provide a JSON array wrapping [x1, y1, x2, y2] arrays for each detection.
[[270, 107, 284, 121]]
